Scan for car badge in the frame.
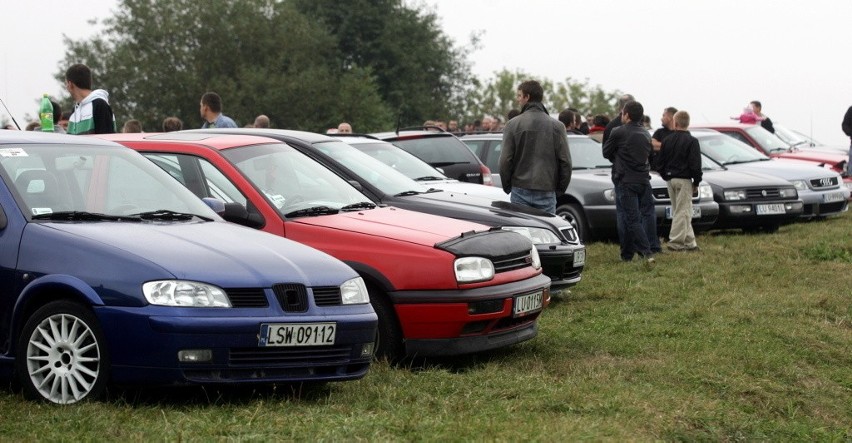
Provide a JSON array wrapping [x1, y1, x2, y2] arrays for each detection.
[[761, 190, 768, 197], [820, 177, 832, 187]]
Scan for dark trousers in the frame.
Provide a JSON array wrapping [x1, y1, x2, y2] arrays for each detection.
[[616, 185, 660, 254], [616, 182, 654, 260]]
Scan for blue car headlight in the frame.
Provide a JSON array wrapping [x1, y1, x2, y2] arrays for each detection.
[[340, 277, 370, 305], [502, 226, 562, 245], [454, 257, 495, 283], [143, 280, 231, 307]]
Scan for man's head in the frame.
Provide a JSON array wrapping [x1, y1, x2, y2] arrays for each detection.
[[621, 101, 644, 123], [162, 116, 183, 132], [558, 109, 576, 130], [200, 92, 223, 121], [50, 100, 62, 123], [516, 80, 544, 107], [673, 110, 691, 130], [65, 64, 93, 101], [254, 114, 270, 128], [448, 120, 459, 131], [480, 117, 492, 131], [337, 122, 352, 133], [661, 107, 678, 128], [616, 94, 635, 114], [507, 109, 521, 120], [122, 119, 143, 133], [750, 100, 762, 114]]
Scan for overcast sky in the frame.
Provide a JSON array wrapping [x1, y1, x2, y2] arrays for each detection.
[[2, 0, 850, 146]]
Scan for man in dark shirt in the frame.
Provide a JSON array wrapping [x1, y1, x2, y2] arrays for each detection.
[[603, 101, 655, 264], [654, 111, 702, 251], [651, 107, 677, 153], [751, 100, 774, 134], [842, 106, 852, 176]]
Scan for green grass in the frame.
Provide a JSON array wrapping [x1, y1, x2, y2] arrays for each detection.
[[2, 213, 851, 441]]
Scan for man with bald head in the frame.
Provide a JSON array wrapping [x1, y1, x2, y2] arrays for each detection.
[[254, 115, 270, 128], [338, 122, 352, 133]]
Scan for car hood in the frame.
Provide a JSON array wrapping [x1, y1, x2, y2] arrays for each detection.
[[702, 169, 791, 187], [725, 159, 840, 180], [778, 150, 846, 165], [292, 206, 490, 248], [408, 191, 564, 229], [419, 179, 510, 201], [570, 168, 669, 187], [29, 221, 356, 288]]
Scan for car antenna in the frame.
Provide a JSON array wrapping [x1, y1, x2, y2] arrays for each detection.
[[395, 111, 401, 135], [0, 96, 22, 130]]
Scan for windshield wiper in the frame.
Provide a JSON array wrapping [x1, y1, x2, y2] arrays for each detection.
[[340, 202, 377, 211], [424, 188, 444, 193], [283, 206, 339, 218], [129, 209, 212, 221], [430, 161, 469, 167], [414, 176, 447, 181], [769, 147, 789, 153], [394, 190, 422, 197], [32, 211, 141, 222]]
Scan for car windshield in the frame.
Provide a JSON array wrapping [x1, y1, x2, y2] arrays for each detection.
[[701, 153, 724, 171], [343, 141, 448, 181], [772, 124, 809, 147], [219, 142, 372, 217], [697, 134, 769, 165], [567, 136, 612, 169], [389, 134, 474, 165], [744, 126, 791, 154], [314, 141, 431, 195], [0, 143, 218, 220]]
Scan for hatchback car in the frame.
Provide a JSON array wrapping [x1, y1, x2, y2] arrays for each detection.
[[462, 133, 719, 242], [0, 131, 377, 404], [371, 129, 493, 185], [693, 131, 849, 219], [98, 133, 552, 361]]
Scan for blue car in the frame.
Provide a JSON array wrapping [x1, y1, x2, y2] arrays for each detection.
[[0, 132, 377, 404]]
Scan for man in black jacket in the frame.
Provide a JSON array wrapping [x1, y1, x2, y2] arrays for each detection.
[[843, 106, 852, 176], [654, 111, 702, 251], [603, 101, 655, 264]]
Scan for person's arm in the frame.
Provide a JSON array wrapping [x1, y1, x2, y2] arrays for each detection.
[[556, 130, 572, 193], [761, 117, 775, 134], [842, 107, 852, 137], [602, 128, 619, 162], [688, 137, 702, 187], [91, 100, 115, 134], [499, 130, 515, 194]]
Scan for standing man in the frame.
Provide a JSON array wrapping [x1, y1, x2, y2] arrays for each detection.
[[601, 94, 635, 146], [200, 92, 237, 128], [254, 114, 270, 128], [750, 100, 774, 134], [65, 63, 115, 135], [843, 106, 852, 175], [558, 109, 584, 135], [654, 111, 701, 251], [500, 80, 572, 214], [603, 101, 655, 264], [651, 107, 678, 153], [337, 122, 353, 133]]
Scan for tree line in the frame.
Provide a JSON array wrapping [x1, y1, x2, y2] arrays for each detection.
[[53, 0, 622, 132]]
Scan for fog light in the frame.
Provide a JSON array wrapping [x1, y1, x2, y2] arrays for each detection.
[[361, 342, 375, 357], [789, 201, 804, 210], [729, 205, 752, 214], [178, 349, 212, 362]]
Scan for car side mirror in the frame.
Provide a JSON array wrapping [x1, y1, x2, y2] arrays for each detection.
[[201, 197, 226, 214], [347, 180, 363, 192], [222, 202, 265, 229], [0, 205, 6, 230]]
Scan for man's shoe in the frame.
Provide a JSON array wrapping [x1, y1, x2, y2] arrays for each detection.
[[645, 256, 656, 267], [666, 244, 685, 252], [685, 245, 701, 251]]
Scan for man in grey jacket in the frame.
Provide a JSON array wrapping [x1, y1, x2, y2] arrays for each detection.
[[499, 80, 572, 214]]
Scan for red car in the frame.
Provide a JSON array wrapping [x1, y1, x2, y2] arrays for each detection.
[[95, 133, 551, 360], [695, 124, 850, 183]]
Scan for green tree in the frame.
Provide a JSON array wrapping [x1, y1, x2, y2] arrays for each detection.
[[57, 0, 392, 132]]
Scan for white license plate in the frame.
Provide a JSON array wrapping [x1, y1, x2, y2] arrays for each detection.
[[513, 291, 543, 317], [573, 249, 585, 267], [259, 322, 336, 347], [756, 204, 786, 215], [823, 192, 845, 203], [665, 206, 702, 219]]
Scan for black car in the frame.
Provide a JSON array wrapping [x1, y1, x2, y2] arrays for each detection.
[[371, 129, 494, 185], [189, 129, 586, 290]]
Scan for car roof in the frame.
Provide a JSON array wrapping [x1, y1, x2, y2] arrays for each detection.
[[693, 123, 760, 130], [328, 134, 385, 144], [95, 132, 283, 150], [371, 130, 458, 140], [0, 131, 122, 147]]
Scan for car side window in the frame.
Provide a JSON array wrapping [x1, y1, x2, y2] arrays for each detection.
[[724, 131, 750, 145], [485, 142, 501, 172], [464, 140, 486, 158], [197, 158, 248, 205]]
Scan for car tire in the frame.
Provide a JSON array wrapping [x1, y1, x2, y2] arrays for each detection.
[[557, 203, 590, 242], [16, 301, 110, 404], [368, 287, 404, 362]]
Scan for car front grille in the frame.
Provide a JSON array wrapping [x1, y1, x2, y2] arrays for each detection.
[[229, 346, 354, 366], [492, 252, 531, 273], [746, 188, 781, 199], [226, 288, 268, 308], [312, 286, 342, 306], [273, 284, 308, 312], [652, 187, 670, 201], [560, 227, 579, 243], [809, 176, 839, 189], [226, 285, 344, 309]]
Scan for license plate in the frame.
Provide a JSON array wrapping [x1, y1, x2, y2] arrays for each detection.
[[756, 204, 786, 215], [823, 192, 845, 203], [665, 206, 702, 219], [258, 322, 336, 347], [573, 249, 585, 267], [513, 291, 543, 317]]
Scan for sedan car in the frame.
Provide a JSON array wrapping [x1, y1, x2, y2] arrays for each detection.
[[0, 131, 377, 404], [194, 129, 584, 290], [462, 133, 719, 242], [98, 132, 552, 361], [371, 129, 494, 185], [693, 131, 849, 219]]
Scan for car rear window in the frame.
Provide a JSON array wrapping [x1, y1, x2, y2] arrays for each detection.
[[390, 135, 474, 164]]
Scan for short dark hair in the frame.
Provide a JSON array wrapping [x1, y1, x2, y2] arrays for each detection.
[[201, 92, 223, 113], [593, 114, 610, 126], [507, 109, 520, 120], [50, 100, 62, 122], [558, 109, 575, 127], [750, 100, 762, 110], [623, 101, 644, 123], [162, 116, 183, 132], [518, 80, 544, 102], [122, 119, 143, 133], [65, 64, 92, 90], [664, 106, 678, 116], [616, 94, 635, 111]]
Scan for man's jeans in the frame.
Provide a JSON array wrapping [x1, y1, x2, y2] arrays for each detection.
[[510, 187, 556, 214], [616, 182, 654, 260], [615, 184, 659, 257]]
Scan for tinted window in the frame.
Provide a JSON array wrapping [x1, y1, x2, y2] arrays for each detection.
[[391, 135, 475, 164], [567, 136, 612, 169], [744, 126, 791, 154], [697, 135, 768, 165]]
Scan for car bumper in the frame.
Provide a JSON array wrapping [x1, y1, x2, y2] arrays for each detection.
[[538, 243, 585, 289], [713, 199, 804, 229], [388, 273, 552, 357], [797, 189, 849, 218], [94, 305, 378, 385], [655, 201, 720, 231]]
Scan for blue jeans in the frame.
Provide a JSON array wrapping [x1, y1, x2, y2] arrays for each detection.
[[615, 185, 660, 257], [510, 187, 556, 214], [847, 142, 851, 175], [616, 182, 654, 260]]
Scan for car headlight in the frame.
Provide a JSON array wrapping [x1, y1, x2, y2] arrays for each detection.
[[454, 257, 495, 283], [340, 277, 370, 305], [603, 189, 615, 202], [530, 246, 541, 270], [502, 226, 562, 245], [698, 183, 713, 199], [724, 190, 746, 201], [779, 187, 798, 198], [143, 280, 231, 307], [790, 180, 809, 191]]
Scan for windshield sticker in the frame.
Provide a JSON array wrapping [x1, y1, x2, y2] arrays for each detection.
[[265, 192, 286, 208], [31, 208, 53, 215], [0, 148, 28, 158]]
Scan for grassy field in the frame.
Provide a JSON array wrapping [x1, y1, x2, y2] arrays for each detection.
[[1, 212, 850, 441]]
